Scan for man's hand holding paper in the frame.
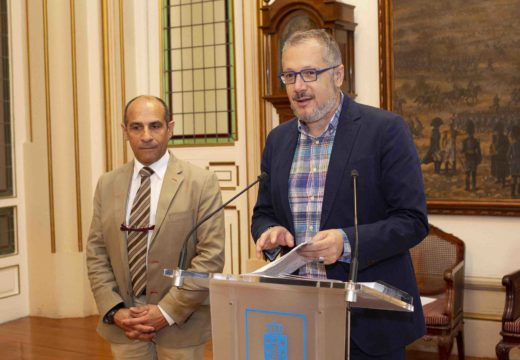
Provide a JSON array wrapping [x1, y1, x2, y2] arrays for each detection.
[[255, 225, 294, 258], [297, 229, 344, 265]]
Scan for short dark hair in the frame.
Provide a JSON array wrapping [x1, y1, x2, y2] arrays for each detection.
[[282, 29, 342, 67], [123, 95, 171, 124]]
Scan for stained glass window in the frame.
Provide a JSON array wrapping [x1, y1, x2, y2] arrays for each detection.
[[162, 0, 236, 145]]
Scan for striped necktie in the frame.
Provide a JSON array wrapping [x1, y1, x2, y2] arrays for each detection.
[[128, 166, 154, 297]]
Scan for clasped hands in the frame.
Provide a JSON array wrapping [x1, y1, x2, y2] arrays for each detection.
[[114, 304, 168, 341], [255, 226, 344, 264]]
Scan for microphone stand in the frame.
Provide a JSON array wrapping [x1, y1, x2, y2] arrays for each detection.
[[346, 169, 360, 360], [173, 172, 268, 287]]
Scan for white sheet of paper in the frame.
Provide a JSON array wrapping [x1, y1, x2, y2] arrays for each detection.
[[251, 241, 313, 276], [420, 296, 437, 306]]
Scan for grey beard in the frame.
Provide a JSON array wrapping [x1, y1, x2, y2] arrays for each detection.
[[292, 95, 338, 124]]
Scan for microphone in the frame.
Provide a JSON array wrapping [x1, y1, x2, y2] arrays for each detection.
[[348, 169, 359, 283], [177, 172, 269, 271]]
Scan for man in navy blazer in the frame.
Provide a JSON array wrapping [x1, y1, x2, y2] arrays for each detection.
[[251, 29, 428, 359]]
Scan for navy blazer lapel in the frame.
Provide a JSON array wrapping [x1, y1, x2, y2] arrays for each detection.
[[321, 95, 362, 227], [277, 121, 299, 233]]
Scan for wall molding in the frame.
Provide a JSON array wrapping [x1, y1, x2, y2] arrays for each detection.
[[69, 0, 83, 252], [101, 0, 113, 172], [464, 312, 501, 322], [119, 0, 127, 164], [463, 276, 504, 322], [465, 276, 503, 291], [24, 0, 34, 142], [42, 0, 56, 253], [0, 265, 20, 299]]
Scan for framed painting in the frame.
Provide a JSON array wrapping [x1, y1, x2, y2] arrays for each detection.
[[379, 0, 520, 216]]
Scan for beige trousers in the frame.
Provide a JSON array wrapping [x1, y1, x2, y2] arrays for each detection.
[[110, 296, 206, 360], [111, 341, 205, 360]]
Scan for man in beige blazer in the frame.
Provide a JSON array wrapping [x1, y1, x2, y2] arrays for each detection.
[[86, 95, 225, 359]]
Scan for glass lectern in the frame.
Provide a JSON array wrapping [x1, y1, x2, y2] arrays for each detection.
[[164, 269, 413, 360]]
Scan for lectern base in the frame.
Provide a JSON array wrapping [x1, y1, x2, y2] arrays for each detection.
[[210, 278, 346, 360]]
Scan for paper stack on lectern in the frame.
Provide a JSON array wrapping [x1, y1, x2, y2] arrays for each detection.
[[251, 241, 313, 276]]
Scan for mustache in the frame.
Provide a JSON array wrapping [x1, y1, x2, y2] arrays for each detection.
[[292, 91, 312, 101]]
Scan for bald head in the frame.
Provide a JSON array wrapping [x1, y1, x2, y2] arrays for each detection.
[[124, 95, 171, 125], [122, 95, 174, 166]]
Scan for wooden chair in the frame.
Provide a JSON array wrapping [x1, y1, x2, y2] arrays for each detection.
[[410, 224, 465, 359], [496, 269, 520, 359]]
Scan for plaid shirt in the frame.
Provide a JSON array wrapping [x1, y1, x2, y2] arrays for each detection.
[[289, 94, 351, 277]]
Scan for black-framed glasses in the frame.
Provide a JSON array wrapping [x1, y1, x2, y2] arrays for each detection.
[[279, 64, 340, 85]]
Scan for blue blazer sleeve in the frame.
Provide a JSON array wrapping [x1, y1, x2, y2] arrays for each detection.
[[341, 111, 429, 271]]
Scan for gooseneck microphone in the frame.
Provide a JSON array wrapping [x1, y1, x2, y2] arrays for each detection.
[[348, 169, 360, 283], [177, 172, 269, 270]]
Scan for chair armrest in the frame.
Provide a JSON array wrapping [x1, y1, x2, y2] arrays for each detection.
[[442, 260, 465, 320], [502, 269, 520, 322], [444, 260, 465, 282]]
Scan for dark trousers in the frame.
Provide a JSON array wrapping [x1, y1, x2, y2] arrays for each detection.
[[348, 341, 405, 360], [465, 169, 477, 191]]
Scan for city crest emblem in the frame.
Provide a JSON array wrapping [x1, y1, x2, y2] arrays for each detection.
[[263, 321, 288, 360]]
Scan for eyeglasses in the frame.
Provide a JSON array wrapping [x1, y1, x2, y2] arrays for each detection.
[[279, 64, 340, 85], [120, 223, 155, 233]]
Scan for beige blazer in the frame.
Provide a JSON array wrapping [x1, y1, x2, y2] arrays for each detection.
[[86, 153, 225, 348]]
